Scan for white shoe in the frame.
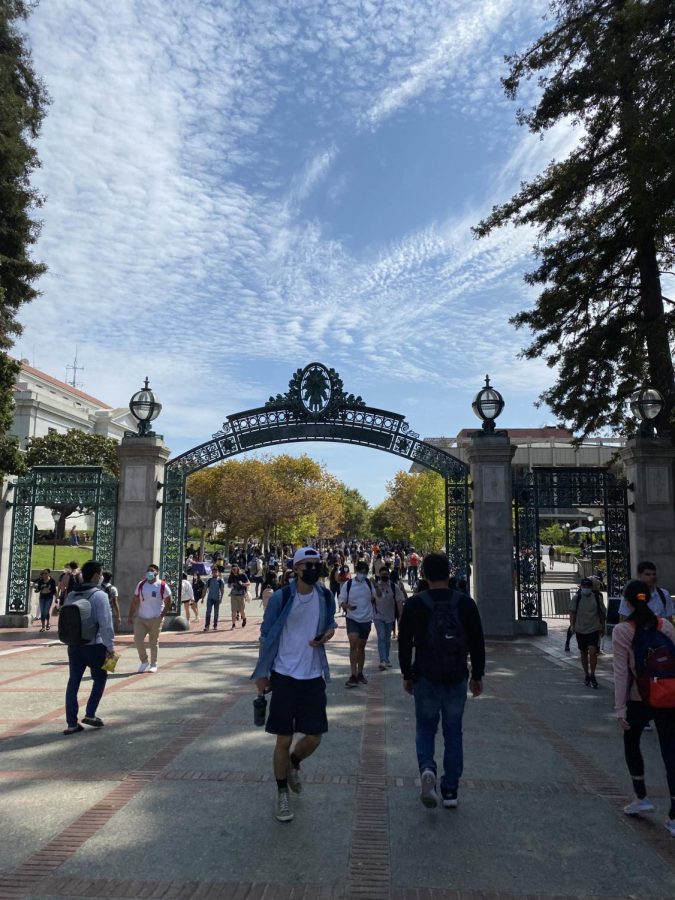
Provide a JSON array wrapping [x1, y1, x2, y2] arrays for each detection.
[[138, 662, 149, 673], [420, 769, 438, 808], [275, 790, 293, 822], [665, 819, 675, 837], [624, 797, 655, 815], [148, 664, 158, 673]]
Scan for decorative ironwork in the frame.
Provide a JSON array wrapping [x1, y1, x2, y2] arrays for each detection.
[[513, 467, 630, 620], [5, 467, 118, 616], [161, 363, 470, 607]]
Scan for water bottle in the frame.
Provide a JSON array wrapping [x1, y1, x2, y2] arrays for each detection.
[[253, 693, 267, 727]]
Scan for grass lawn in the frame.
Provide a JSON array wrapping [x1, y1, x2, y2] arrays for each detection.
[[30, 545, 93, 572]]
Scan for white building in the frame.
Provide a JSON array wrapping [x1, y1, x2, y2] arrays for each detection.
[[9, 358, 137, 533], [10, 357, 137, 448]]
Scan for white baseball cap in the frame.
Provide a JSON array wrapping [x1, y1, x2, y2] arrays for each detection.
[[292, 546, 321, 566]]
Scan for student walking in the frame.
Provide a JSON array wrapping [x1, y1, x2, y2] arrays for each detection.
[[613, 579, 675, 834], [33, 569, 57, 631], [62, 559, 115, 735], [340, 559, 374, 687], [228, 565, 250, 629], [128, 564, 172, 673], [101, 571, 121, 631], [181, 572, 199, 624], [373, 571, 404, 670], [398, 552, 485, 809], [569, 577, 607, 688], [204, 568, 225, 630], [252, 547, 336, 823]]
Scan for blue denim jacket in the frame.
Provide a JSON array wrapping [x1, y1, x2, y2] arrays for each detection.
[[250, 580, 337, 682]]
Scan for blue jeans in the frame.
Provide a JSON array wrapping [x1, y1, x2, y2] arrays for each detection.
[[39, 596, 52, 622], [413, 677, 467, 792], [374, 619, 393, 664], [205, 597, 221, 627], [65, 644, 108, 727]]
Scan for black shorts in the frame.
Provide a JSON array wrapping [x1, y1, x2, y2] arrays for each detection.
[[576, 631, 600, 651], [346, 618, 372, 641], [266, 671, 328, 736]]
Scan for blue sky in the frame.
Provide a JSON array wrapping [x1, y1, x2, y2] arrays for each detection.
[[16, 0, 584, 505]]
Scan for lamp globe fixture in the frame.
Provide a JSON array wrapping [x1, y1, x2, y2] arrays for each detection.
[[472, 374, 505, 433], [129, 377, 162, 437]]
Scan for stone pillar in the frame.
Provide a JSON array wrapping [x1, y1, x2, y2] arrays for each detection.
[[465, 432, 518, 637], [619, 437, 675, 589], [114, 436, 170, 622]]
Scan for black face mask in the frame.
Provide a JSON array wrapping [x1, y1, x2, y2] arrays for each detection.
[[301, 568, 321, 585], [380, 576, 389, 583]]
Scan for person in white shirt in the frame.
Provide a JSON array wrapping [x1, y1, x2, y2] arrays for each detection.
[[127, 564, 172, 673], [619, 560, 674, 622], [181, 572, 199, 624], [340, 560, 375, 688], [373, 571, 404, 670]]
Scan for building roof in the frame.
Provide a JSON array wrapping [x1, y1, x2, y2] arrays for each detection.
[[456, 426, 573, 442], [12, 358, 112, 410]]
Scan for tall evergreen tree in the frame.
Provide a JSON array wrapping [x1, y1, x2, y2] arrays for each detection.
[[474, 0, 675, 438], [0, 0, 49, 476]]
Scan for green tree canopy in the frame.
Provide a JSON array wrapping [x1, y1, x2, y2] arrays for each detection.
[[25, 429, 119, 476], [474, 0, 675, 437], [0, 2, 48, 477]]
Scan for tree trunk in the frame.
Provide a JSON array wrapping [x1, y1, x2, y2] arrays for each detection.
[[199, 528, 207, 562]]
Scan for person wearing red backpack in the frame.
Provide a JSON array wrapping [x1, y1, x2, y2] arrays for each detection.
[[613, 579, 675, 834], [127, 564, 172, 673]]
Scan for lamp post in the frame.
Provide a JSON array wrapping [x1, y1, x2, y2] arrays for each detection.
[[629, 386, 664, 437], [51, 510, 62, 570], [472, 374, 505, 433], [129, 377, 162, 436], [587, 515, 594, 558]]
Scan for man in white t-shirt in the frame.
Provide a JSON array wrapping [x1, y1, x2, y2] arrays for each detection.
[[252, 547, 337, 823], [127, 564, 172, 673], [618, 560, 674, 622]]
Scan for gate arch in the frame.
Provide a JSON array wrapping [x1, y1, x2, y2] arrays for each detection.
[[160, 363, 470, 600]]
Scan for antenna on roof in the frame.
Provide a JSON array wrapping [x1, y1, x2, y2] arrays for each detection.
[[65, 346, 84, 390]]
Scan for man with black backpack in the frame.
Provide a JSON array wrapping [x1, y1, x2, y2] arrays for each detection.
[[569, 577, 607, 688], [60, 559, 115, 736], [398, 552, 485, 810]]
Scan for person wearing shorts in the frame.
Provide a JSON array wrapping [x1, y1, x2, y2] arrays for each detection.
[[228, 565, 250, 629], [339, 559, 374, 688], [569, 577, 607, 688], [252, 546, 336, 823]]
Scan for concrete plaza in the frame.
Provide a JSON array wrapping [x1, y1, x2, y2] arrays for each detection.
[[0, 605, 673, 900]]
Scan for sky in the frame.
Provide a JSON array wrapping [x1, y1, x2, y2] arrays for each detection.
[[15, 0, 584, 506]]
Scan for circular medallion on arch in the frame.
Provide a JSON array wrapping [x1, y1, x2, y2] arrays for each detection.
[[299, 362, 333, 416]]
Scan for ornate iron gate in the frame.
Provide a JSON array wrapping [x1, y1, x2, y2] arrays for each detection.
[[161, 363, 470, 605], [5, 466, 118, 615], [513, 467, 630, 621]]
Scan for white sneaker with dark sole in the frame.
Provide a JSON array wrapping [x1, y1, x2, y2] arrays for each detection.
[[275, 791, 293, 822], [623, 797, 654, 816], [420, 769, 438, 808]]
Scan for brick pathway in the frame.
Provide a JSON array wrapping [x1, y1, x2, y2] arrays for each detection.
[[0, 620, 674, 899]]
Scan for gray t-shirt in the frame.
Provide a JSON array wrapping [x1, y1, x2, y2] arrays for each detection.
[[570, 589, 607, 634]]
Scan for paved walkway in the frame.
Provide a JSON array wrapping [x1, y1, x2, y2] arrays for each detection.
[[1, 609, 674, 900]]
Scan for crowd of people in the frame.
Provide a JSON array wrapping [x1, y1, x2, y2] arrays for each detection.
[[49, 537, 675, 836]]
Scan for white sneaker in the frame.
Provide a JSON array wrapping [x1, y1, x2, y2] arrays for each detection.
[[148, 664, 158, 673], [138, 662, 149, 673], [623, 797, 655, 815], [665, 819, 675, 837], [420, 769, 438, 808], [275, 790, 293, 822]]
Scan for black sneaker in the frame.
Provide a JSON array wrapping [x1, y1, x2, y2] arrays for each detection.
[[357, 672, 368, 685], [590, 676, 599, 689], [441, 788, 458, 809], [584, 675, 591, 687], [345, 675, 359, 688]]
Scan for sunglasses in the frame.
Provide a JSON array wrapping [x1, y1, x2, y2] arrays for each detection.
[[302, 562, 321, 570]]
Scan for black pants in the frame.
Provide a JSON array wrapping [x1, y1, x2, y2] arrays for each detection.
[[624, 701, 675, 798]]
